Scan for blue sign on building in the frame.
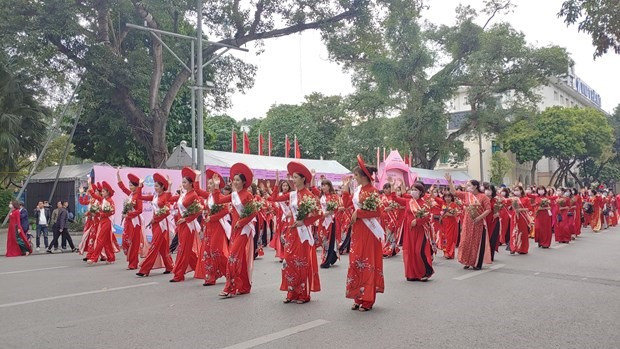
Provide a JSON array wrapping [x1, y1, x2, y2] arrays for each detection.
[[573, 78, 602, 107]]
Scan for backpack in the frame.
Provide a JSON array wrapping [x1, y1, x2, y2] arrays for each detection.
[[68, 211, 75, 223]]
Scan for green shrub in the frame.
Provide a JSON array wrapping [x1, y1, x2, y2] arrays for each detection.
[[0, 189, 15, 221]]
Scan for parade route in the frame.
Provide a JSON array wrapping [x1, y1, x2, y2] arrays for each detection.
[[1, 227, 619, 349]]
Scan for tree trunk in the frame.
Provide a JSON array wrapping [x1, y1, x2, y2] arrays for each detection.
[[548, 166, 562, 187], [150, 108, 168, 168], [530, 160, 538, 186]]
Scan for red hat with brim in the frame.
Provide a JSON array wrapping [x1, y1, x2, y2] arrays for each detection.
[[96, 182, 103, 192], [357, 154, 374, 181], [153, 173, 168, 191], [206, 169, 225, 189], [127, 173, 140, 185], [102, 181, 115, 197], [230, 163, 253, 189], [181, 167, 197, 183], [287, 161, 313, 185]]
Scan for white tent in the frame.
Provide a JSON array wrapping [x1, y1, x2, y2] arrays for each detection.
[[166, 144, 350, 184]]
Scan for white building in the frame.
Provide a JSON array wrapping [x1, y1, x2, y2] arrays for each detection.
[[435, 66, 605, 186]]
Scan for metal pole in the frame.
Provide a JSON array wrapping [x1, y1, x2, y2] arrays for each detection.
[[190, 40, 196, 169], [48, 104, 83, 204], [478, 131, 484, 182], [2, 79, 82, 226], [196, 0, 205, 182]]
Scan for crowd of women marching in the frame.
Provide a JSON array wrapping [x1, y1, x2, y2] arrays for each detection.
[[6, 155, 619, 311]]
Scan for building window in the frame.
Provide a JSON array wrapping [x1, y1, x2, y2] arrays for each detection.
[[554, 90, 559, 101]]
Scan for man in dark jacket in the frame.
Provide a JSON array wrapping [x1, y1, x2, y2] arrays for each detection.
[[19, 202, 31, 241], [33, 201, 51, 251], [47, 202, 76, 253]]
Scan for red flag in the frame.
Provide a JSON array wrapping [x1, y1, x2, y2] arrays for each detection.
[[285, 135, 290, 158], [294, 135, 301, 159], [268, 132, 272, 157], [409, 151, 413, 167], [232, 127, 237, 153], [404, 152, 410, 165], [243, 132, 250, 154], [376, 147, 380, 168], [258, 131, 264, 156]]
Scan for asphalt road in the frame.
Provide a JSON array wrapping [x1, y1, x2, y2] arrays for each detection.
[[1, 226, 619, 349]]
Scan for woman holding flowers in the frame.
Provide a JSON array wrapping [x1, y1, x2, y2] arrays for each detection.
[[445, 174, 492, 270], [270, 162, 322, 303], [533, 187, 553, 249], [135, 173, 174, 277], [87, 181, 117, 265], [341, 156, 384, 312], [381, 183, 401, 258], [270, 180, 292, 262], [555, 189, 574, 243], [79, 184, 101, 260], [440, 192, 459, 259], [117, 171, 144, 270], [319, 179, 340, 268], [212, 163, 259, 298], [194, 170, 231, 286], [509, 186, 531, 254], [392, 182, 434, 281], [167, 167, 202, 282]]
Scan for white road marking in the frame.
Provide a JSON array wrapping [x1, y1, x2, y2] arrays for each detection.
[[0, 282, 158, 308], [534, 272, 540, 275], [221, 319, 329, 349], [0, 266, 68, 275], [453, 264, 506, 281], [551, 243, 568, 249]]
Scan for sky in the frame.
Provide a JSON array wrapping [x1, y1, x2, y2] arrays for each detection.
[[224, 0, 620, 120]]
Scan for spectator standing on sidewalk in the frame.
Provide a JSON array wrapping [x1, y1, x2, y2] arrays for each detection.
[[33, 201, 50, 251], [61, 201, 74, 249]]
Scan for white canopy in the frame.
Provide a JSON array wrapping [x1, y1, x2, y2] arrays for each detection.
[[166, 145, 350, 184]]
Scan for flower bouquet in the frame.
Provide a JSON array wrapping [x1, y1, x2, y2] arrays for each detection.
[[326, 200, 339, 212], [468, 204, 481, 219], [102, 202, 113, 213], [388, 201, 401, 210], [122, 200, 134, 215], [493, 200, 503, 214], [89, 203, 100, 214], [241, 200, 261, 218], [209, 203, 224, 215], [540, 198, 551, 208], [183, 201, 204, 218], [154, 205, 170, 217], [361, 192, 381, 211], [297, 195, 318, 221], [415, 206, 429, 219]]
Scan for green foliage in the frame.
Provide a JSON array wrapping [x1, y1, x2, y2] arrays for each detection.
[[490, 152, 513, 185], [503, 106, 613, 186], [559, 0, 620, 57], [326, 0, 567, 169], [0, 189, 15, 219], [205, 114, 239, 152], [0, 54, 49, 189], [0, 0, 364, 167]]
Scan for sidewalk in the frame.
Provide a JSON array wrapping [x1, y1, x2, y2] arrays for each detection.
[[0, 227, 84, 257]]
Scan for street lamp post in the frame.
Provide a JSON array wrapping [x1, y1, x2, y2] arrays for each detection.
[[126, 5, 248, 182]]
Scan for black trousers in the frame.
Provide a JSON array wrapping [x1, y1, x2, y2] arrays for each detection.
[[48, 225, 75, 250]]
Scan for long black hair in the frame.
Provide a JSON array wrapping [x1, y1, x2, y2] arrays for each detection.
[[353, 165, 377, 182]]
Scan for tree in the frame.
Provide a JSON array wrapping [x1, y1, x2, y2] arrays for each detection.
[[500, 116, 544, 184], [489, 152, 513, 185], [578, 104, 620, 186], [0, 54, 48, 189], [326, 0, 567, 169], [559, 0, 620, 57], [0, 0, 367, 167], [205, 114, 239, 152]]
